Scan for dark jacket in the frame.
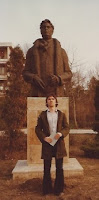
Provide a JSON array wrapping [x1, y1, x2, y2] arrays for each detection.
[[35, 110, 69, 159]]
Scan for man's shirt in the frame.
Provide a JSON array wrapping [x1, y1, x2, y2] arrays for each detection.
[[47, 109, 58, 135], [47, 109, 62, 146]]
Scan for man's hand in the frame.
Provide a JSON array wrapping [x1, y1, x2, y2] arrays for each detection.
[[32, 74, 45, 91], [54, 132, 62, 140], [44, 136, 52, 144]]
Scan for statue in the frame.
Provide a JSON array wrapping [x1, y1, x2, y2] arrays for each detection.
[[23, 19, 72, 96]]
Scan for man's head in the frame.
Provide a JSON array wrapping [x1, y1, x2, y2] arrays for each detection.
[[40, 19, 54, 40], [46, 94, 58, 108]]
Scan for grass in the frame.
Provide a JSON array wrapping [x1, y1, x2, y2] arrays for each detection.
[[0, 133, 99, 200]]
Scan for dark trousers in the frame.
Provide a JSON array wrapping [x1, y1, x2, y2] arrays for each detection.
[[43, 158, 64, 195]]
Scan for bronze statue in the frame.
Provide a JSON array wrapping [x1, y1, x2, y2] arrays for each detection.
[[23, 19, 72, 96]]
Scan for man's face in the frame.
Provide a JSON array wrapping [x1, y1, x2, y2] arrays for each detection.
[[47, 96, 56, 108], [40, 22, 54, 39]]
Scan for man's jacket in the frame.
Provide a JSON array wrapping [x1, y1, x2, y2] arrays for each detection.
[[35, 110, 69, 159]]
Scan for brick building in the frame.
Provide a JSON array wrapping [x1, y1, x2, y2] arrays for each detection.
[[0, 42, 12, 96]]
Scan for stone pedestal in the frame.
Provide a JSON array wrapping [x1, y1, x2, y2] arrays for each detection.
[[27, 97, 69, 165], [12, 158, 84, 180], [12, 97, 84, 180]]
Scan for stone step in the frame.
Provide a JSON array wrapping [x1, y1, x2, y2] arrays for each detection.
[[12, 158, 83, 181]]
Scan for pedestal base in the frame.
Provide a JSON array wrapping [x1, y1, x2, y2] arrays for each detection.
[[12, 158, 83, 181]]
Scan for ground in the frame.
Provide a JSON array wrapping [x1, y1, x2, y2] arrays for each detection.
[[0, 134, 99, 200]]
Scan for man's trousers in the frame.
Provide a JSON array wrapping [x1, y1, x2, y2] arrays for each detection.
[[43, 158, 64, 195]]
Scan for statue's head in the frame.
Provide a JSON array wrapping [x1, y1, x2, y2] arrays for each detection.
[[40, 19, 54, 39]]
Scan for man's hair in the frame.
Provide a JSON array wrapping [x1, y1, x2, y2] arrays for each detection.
[[40, 19, 54, 30], [46, 93, 58, 107]]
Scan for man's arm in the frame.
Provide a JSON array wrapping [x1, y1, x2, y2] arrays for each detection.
[[60, 113, 70, 137], [54, 112, 70, 140], [35, 114, 46, 143]]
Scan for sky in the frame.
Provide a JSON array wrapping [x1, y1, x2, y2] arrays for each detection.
[[0, 0, 99, 76]]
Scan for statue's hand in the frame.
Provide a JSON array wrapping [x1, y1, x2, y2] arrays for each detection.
[[48, 75, 60, 86], [32, 75, 45, 91]]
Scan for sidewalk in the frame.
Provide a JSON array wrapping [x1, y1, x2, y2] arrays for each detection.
[[21, 128, 98, 135], [70, 129, 97, 134], [0, 129, 97, 136]]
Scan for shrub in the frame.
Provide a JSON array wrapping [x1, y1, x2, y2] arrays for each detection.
[[81, 133, 99, 158]]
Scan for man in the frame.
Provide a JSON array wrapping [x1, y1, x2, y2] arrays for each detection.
[[35, 94, 69, 197], [23, 19, 72, 96]]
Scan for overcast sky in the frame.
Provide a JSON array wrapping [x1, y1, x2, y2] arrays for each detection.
[[0, 0, 99, 75]]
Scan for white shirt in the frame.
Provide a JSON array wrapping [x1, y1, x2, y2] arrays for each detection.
[[47, 109, 62, 146], [47, 109, 58, 135]]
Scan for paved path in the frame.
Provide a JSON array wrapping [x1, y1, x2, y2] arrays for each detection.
[[0, 129, 97, 136], [69, 129, 97, 134], [21, 128, 97, 134]]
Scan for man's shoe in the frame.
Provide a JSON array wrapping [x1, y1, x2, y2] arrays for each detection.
[[58, 192, 65, 200]]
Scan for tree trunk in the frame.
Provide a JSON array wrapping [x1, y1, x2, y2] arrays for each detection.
[[73, 95, 78, 128]]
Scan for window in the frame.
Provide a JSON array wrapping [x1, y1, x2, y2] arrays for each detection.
[[0, 47, 7, 59], [0, 64, 6, 75], [0, 82, 4, 91]]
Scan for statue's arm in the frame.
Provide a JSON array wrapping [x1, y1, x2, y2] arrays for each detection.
[[23, 48, 45, 91], [59, 49, 72, 85], [22, 48, 34, 83]]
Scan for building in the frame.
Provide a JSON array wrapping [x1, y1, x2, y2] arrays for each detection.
[[0, 42, 12, 96]]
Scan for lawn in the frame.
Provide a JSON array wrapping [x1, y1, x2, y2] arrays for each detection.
[[0, 134, 99, 200]]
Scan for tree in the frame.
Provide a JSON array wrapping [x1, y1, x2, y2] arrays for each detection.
[[2, 46, 30, 149], [69, 69, 87, 128], [81, 79, 99, 158], [93, 80, 99, 133], [68, 49, 88, 128]]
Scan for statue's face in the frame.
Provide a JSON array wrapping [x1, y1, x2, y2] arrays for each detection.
[[40, 22, 54, 39]]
